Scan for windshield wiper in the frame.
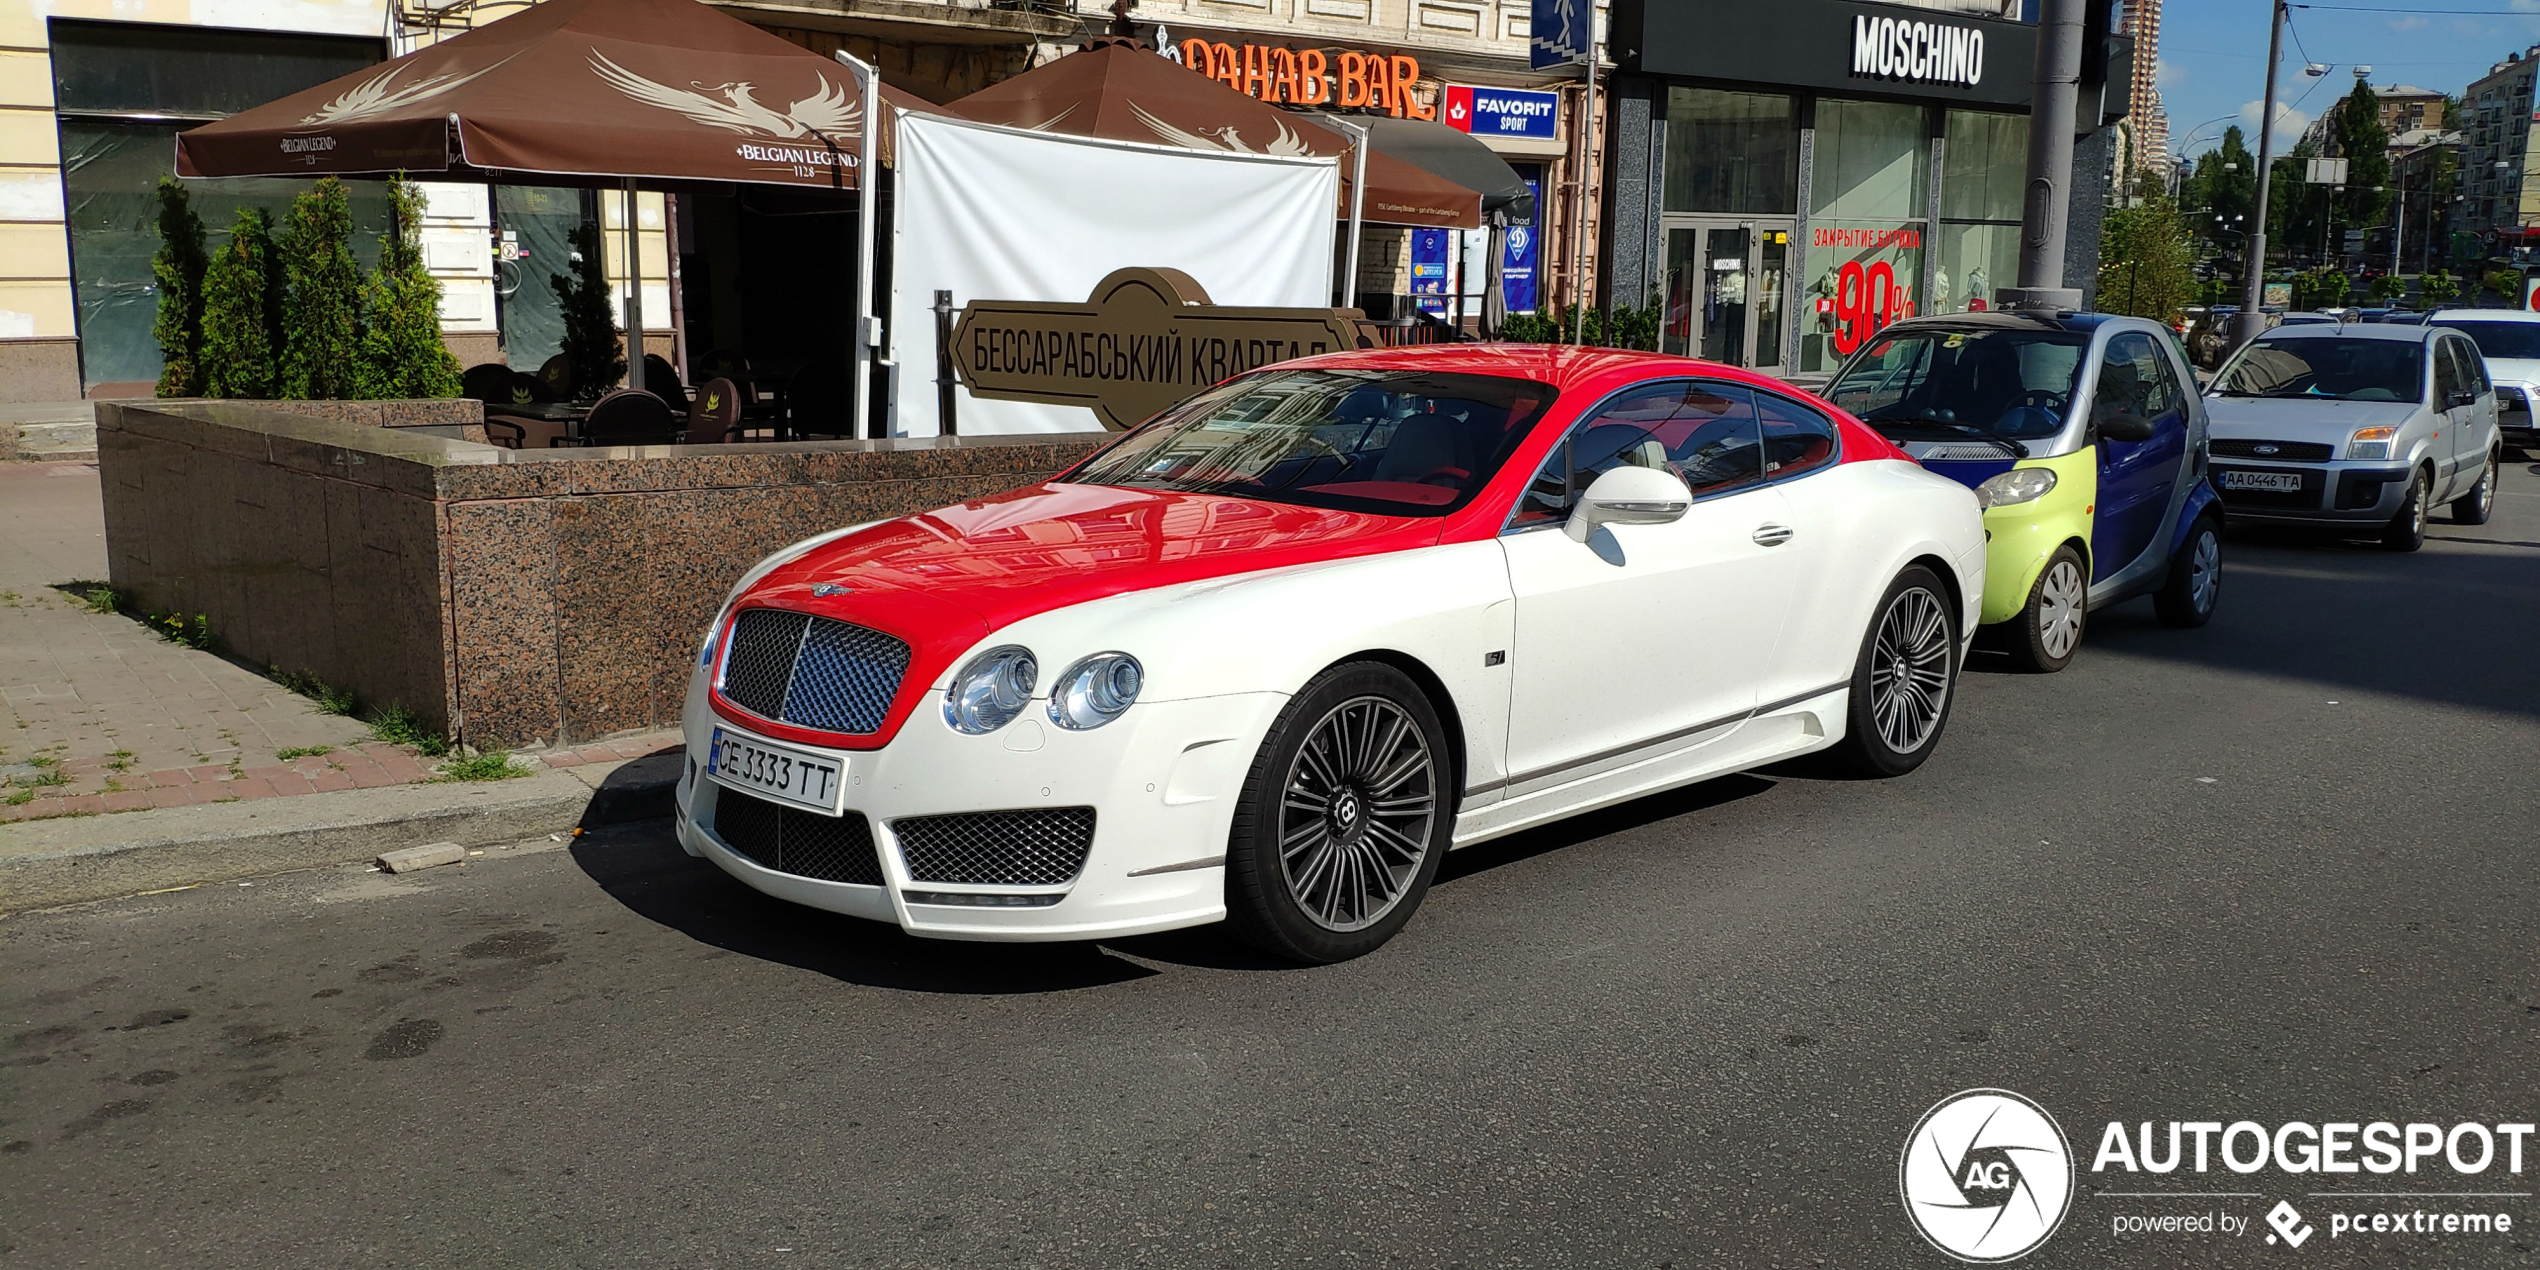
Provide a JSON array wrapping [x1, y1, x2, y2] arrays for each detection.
[[1872, 418, 2030, 457]]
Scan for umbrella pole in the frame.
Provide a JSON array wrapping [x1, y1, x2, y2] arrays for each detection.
[[1332, 118, 1369, 310], [838, 49, 881, 440], [622, 177, 645, 394]]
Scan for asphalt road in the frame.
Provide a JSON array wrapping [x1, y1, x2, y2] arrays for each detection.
[[6, 461, 2539, 1270]]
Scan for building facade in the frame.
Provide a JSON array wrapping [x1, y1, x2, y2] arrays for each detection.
[[2459, 50, 2540, 251], [2115, 0, 2164, 188], [1599, 0, 2124, 384]]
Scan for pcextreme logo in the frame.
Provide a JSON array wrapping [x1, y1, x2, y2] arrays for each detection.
[[1900, 1089, 2076, 1262]]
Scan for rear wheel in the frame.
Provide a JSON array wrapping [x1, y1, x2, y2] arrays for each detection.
[[2153, 515, 2222, 629], [1830, 566, 1960, 778], [2450, 451, 2498, 525], [1998, 546, 2087, 674], [2382, 468, 2429, 551], [1225, 663, 1450, 964]]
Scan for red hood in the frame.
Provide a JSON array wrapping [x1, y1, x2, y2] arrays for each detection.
[[713, 483, 1442, 748]]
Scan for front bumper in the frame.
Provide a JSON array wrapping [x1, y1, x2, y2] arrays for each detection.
[[2208, 460, 2412, 525], [674, 673, 1287, 942]]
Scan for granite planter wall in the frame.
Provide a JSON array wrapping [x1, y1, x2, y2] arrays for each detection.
[[97, 401, 1107, 749]]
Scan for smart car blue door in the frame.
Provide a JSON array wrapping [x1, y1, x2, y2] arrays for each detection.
[[2089, 332, 2189, 581]]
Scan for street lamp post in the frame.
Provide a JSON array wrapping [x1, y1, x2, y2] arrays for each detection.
[[2235, 0, 2289, 344]]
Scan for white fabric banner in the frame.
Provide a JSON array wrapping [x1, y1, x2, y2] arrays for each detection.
[[888, 113, 1339, 437]]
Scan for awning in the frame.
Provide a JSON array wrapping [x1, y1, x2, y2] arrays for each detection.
[[946, 44, 1482, 230], [176, 0, 943, 191], [1297, 110, 1534, 224]]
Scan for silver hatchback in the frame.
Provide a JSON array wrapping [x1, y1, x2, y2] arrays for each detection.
[[2203, 323, 2502, 550]]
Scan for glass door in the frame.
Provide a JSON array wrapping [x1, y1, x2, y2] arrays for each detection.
[[1659, 219, 1791, 376]]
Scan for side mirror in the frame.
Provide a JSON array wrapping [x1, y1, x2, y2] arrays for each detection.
[[2098, 412, 2159, 443], [1565, 465, 1693, 543], [2447, 390, 2479, 409]]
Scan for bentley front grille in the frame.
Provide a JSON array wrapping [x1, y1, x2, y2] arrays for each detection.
[[719, 607, 910, 735]]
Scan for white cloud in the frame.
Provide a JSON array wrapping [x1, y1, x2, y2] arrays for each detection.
[[2389, 15, 2428, 31], [2240, 98, 2310, 152], [2156, 57, 2188, 90]]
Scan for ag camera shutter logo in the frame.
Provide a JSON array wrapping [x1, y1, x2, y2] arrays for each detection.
[[1900, 1089, 2075, 1262]]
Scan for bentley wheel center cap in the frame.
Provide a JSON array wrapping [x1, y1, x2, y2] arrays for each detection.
[[1332, 790, 1364, 835]]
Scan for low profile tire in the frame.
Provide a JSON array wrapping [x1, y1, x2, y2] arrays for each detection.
[[2382, 468, 2430, 551], [1996, 545, 2088, 674], [2451, 451, 2498, 525], [2153, 515, 2223, 629], [1830, 566, 1960, 778], [1225, 662, 1451, 964]]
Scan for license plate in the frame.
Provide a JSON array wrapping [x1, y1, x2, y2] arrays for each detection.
[[2221, 470, 2303, 492], [706, 726, 844, 815]]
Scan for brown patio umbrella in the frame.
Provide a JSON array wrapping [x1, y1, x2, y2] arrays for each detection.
[[176, 0, 940, 190], [946, 44, 1482, 230]]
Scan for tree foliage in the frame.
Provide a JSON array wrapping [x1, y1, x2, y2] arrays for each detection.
[[2096, 182, 2198, 323], [2420, 269, 2460, 303], [550, 222, 624, 401], [278, 177, 364, 400], [151, 179, 209, 398], [2182, 127, 2258, 249], [200, 209, 278, 399], [1494, 294, 1662, 349], [355, 177, 462, 400], [2332, 84, 2393, 229]]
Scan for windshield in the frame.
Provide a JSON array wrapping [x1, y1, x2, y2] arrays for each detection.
[[1824, 328, 2090, 448], [1069, 369, 1556, 517], [2215, 338, 2424, 401], [2433, 320, 2540, 361]]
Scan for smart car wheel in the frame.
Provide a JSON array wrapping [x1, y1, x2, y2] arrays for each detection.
[[2153, 515, 2222, 629], [2450, 451, 2498, 526], [2382, 469, 2429, 552], [2001, 546, 2087, 674], [1225, 662, 1450, 964], [1832, 566, 1959, 778]]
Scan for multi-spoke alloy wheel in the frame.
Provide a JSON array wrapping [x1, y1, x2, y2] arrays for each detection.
[[1833, 565, 1961, 777], [1277, 696, 1437, 932], [1226, 663, 1451, 963], [1868, 585, 1953, 755]]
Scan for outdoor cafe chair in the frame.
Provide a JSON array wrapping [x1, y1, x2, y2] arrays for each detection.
[[461, 362, 516, 404], [483, 413, 572, 449], [643, 354, 688, 412], [577, 389, 679, 447], [536, 354, 574, 404], [683, 378, 743, 445]]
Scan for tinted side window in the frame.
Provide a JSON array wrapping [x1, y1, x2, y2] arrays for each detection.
[[1505, 381, 1764, 529], [1756, 391, 1839, 479], [2433, 339, 2461, 402], [1573, 381, 1763, 498], [2140, 339, 2187, 418], [2450, 338, 2490, 394], [2094, 333, 2164, 423]]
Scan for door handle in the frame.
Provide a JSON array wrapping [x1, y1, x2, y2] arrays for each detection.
[[1752, 523, 1794, 547]]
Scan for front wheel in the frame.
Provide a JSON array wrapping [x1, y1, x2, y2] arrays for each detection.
[[2382, 469, 2429, 551], [1224, 663, 1451, 964], [2153, 515, 2223, 628], [1829, 566, 1961, 778], [2451, 451, 2498, 525], [1997, 545, 2088, 674]]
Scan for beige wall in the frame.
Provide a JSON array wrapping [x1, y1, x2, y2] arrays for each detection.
[[0, 0, 392, 349]]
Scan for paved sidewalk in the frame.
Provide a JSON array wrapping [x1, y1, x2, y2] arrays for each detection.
[[0, 461, 677, 825]]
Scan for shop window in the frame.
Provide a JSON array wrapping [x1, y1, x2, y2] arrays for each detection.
[[1663, 88, 1797, 215], [50, 20, 384, 390], [1800, 101, 1931, 376], [1931, 111, 2024, 316]]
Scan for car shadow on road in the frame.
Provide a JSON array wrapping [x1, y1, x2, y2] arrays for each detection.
[[569, 825, 1160, 994], [2078, 521, 2540, 720]]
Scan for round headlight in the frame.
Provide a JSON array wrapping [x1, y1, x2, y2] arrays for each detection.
[[1048, 653, 1143, 730], [944, 645, 1037, 734], [1973, 467, 2058, 509]]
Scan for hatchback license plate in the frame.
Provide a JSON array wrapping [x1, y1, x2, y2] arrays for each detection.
[[706, 726, 844, 815], [2222, 470, 2303, 492]]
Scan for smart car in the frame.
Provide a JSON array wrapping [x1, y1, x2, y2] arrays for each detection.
[[2205, 322, 2500, 549], [674, 347, 1987, 962], [1824, 312, 2223, 674]]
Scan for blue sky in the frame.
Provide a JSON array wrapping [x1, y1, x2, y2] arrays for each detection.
[[2160, 1, 2540, 158]]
